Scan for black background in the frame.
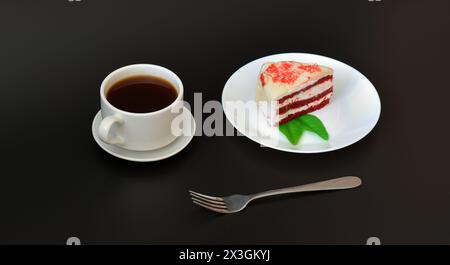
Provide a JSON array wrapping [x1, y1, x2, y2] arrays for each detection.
[[0, 0, 449, 245]]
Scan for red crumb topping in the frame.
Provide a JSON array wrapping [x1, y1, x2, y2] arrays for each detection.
[[298, 64, 321, 73], [259, 74, 265, 86], [263, 62, 322, 85]]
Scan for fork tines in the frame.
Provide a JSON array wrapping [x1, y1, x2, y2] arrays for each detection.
[[189, 190, 230, 213]]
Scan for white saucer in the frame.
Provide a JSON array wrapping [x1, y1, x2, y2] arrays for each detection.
[[92, 107, 196, 162], [222, 53, 381, 153]]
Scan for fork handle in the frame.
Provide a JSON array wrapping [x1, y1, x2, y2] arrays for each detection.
[[250, 176, 362, 200]]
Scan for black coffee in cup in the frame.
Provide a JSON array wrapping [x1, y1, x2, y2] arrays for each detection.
[[106, 75, 178, 113]]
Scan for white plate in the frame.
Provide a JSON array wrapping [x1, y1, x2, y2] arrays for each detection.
[[92, 107, 195, 162], [222, 53, 381, 153]]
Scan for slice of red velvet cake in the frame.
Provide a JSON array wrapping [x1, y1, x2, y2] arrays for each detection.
[[256, 61, 334, 126]]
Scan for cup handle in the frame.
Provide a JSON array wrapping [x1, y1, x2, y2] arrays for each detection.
[[98, 115, 124, 145]]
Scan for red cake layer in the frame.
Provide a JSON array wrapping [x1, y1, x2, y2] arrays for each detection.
[[278, 98, 331, 125], [278, 87, 333, 115], [278, 75, 333, 104]]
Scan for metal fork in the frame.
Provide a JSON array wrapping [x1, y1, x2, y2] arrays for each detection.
[[189, 176, 362, 214]]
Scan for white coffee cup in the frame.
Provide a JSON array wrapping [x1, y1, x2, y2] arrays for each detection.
[[99, 64, 184, 151]]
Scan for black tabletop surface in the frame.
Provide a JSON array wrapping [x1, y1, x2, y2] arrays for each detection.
[[1, 0, 449, 245]]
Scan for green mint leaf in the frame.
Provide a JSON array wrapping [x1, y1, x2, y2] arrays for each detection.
[[279, 118, 306, 145], [279, 114, 329, 144], [297, 114, 329, 140]]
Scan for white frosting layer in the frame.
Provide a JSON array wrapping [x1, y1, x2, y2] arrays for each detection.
[[276, 93, 332, 122], [277, 80, 333, 108], [261, 92, 333, 126]]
